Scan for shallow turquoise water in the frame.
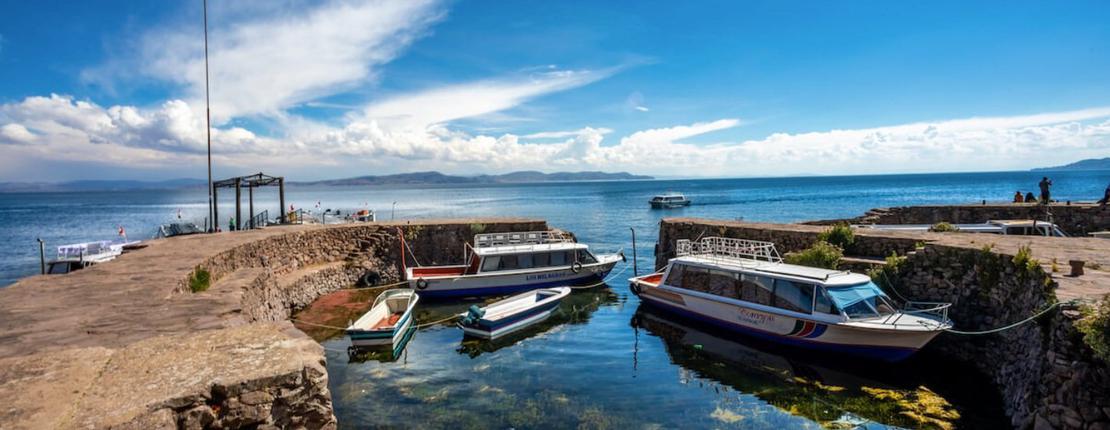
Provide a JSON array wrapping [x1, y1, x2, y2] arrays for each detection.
[[4, 170, 1109, 428]]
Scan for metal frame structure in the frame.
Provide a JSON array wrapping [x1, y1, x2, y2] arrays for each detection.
[[212, 172, 286, 230]]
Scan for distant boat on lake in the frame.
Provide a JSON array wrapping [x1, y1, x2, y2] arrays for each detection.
[[649, 192, 691, 209]]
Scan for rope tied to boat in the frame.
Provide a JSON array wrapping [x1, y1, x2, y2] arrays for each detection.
[[568, 262, 633, 289], [934, 299, 1079, 335]]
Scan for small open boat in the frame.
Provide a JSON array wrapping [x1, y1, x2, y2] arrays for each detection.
[[346, 289, 419, 350], [458, 286, 571, 339]]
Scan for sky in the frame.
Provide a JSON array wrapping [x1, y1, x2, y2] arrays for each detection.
[[1, 0, 1109, 182]]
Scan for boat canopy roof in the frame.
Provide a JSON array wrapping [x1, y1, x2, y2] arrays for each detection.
[[673, 255, 872, 287], [474, 241, 586, 256], [652, 192, 686, 199]]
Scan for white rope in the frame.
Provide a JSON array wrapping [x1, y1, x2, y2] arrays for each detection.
[[569, 262, 632, 289], [940, 301, 1070, 335]]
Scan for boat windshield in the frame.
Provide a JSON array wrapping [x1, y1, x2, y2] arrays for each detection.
[[825, 281, 897, 320]]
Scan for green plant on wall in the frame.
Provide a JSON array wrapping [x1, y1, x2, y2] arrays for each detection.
[[404, 225, 424, 241], [188, 266, 211, 293], [928, 222, 959, 233], [1012, 244, 1040, 275], [1077, 295, 1110, 364], [469, 223, 487, 234], [817, 223, 855, 251], [869, 252, 907, 289], [784, 241, 843, 269]]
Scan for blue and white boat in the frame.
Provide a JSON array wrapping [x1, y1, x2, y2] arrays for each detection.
[[629, 237, 952, 362], [458, 286, 571, 339], [346, 289, 419, 350], [405, 231, 622, 298]]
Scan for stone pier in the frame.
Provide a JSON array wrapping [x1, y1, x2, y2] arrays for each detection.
[[658, 217, 1110, 429], [0, 219, 545, 429], [810, 202, 1110, 236]]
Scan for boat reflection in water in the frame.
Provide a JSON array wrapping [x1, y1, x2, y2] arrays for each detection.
[[631, 305, 1007, 430], [346, 325, 417, 364], [458, 287, 617, 358]]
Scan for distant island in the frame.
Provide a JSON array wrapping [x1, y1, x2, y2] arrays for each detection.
[[1033, 157, 1110, 171], [296, 171, 653, 186], [0, 171, 651, 193]]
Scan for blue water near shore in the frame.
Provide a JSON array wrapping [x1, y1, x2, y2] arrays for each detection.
[[2, 170, 1109, 428]]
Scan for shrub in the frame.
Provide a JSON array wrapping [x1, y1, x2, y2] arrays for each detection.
[[1077, 295, 1110, 364], [817, 223, 855, 250], [869, 252, 907, 288], [928, 222, 959, 232], [188, 266, 211, 293], [785, 241, 843, 269], [1013, 244, 1039, 273]]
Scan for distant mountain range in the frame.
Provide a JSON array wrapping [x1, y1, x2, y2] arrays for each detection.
[[0, 171, 651, 193], [1033, 157, 1110, 171], [296, 171, 653, 186]]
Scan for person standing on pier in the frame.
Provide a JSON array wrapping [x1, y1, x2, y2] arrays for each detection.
[[229, 217, 236, 232], [1038, 177, 1053, 204]]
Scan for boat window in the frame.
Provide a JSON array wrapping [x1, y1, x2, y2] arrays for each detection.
[[773, 279, 813, 314], [577, 250, 598, 264], [481, 256, 501, 272], [740, 274, 775, 307], [708, 270, 741, 299], [664, 264, 686, 288], [47, 263, 69, 274], [518, 253, 534, 269], [499, 255, 519, 270], [551, 251, 569, 266], [681, 266, 710, 292], [825, 282, 895, 319], [814, 287, 837, 314], [534, 252, 550, 267]]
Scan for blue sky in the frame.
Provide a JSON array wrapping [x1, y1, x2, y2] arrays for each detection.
[[1, 0, 1109, 181]]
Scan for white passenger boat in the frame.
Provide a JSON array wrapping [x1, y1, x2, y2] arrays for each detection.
[[855, 219, 1068, 237], [458, 286, 571, 339], [405, 231, 623, 298], [629, 237, 952, 362], [346, 289, 419, 350], [45, 240, 138, 274], [649, 192, 691, 209]]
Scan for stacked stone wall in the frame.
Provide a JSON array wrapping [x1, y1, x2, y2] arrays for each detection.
[[813, 204, 1110, 236]]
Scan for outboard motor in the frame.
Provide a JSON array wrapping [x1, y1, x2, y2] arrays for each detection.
[[461, 304, 486, 326]]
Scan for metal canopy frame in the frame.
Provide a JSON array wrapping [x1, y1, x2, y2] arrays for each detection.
[[212, 172, 286, 231]]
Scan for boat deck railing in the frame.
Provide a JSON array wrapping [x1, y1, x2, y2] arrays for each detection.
[[882, 301, 952, 326], [474, 231, 574, 248], [56, 241, 121, 260], [676, 237, 783, 264]]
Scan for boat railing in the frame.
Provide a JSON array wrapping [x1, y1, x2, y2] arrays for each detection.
[[676, 237, 783, 264], [882, 301, 952, 326], [474, 231, 574, 248], [56, 241, 120, 260]]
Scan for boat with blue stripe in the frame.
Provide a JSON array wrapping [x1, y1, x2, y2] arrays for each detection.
[[404, 231, 623, 298], [458, 286, 571, 339], [346, 289, 419, 350], [629, 237, 953, 362]]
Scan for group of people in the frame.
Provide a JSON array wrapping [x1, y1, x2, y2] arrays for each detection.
[[1012, 177, 1055, 204], [1013, 177, 1110, 206]]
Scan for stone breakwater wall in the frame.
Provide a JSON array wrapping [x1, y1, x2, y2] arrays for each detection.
[[811, 203, 1110, 236], [656, 218, 1110, 430], [183, 220, 547, 323]]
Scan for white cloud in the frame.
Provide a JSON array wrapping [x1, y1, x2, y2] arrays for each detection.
[[522, 128, 613, 139], [93, 0, 445, 122], [0, 123, 35, 144]]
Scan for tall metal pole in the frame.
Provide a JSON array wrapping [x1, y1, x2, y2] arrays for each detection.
[[204, 0, 214, 233], [629, 227, 638, 277]]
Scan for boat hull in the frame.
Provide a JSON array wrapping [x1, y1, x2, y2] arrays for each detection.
[[634, 284, 939, 362], [650, 200, 691, 209], [410, 259, 618, 298], [459, 300, 560, 339], [347, 310, 414, 349]]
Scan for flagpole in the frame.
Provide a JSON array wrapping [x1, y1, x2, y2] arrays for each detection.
[[203, 0, 214, 232]]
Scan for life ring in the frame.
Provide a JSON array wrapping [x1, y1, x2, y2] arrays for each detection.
[[415, 278, 429, 290], [571, 262, 583, 273], [359, 271, 381, 287]]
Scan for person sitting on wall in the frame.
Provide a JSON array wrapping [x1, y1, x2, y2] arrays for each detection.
[[1099, 183, 1110, 206], [1039, 177, 1053, 204], [1013, 191, 1024, 203], [1025, 191, 1036, 203]]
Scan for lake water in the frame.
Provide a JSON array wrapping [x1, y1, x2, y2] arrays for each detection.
[[3, 170, 1109, 428]]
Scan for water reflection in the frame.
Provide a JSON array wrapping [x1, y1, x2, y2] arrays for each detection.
[[347, 326, 417, 363], [457, 287, 618, 358], [631, 304, 1006, 429]]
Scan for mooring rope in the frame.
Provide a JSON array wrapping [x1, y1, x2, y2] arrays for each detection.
[[569, 263, 632, 289], [938, 300, 1077, 335]]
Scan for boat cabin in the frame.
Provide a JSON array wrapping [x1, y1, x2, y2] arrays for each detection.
[[408, 231, 599, 278], [662, 256, 898, 321], [856, 220, 1067, 237]]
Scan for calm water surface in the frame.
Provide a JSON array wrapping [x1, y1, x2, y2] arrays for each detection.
[[3, 170, 1110, 428]]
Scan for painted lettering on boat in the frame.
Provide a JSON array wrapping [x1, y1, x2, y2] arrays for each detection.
[[526, 272, 568, 281], [737, 308, 775, 326]]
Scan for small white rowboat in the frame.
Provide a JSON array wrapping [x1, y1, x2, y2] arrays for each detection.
[[346, 289, 419, 349], [458, 286, 571, 339]]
